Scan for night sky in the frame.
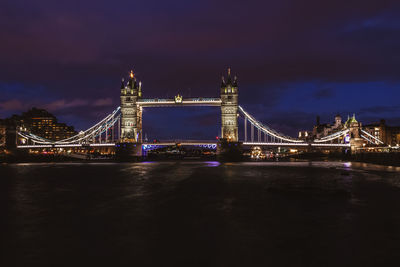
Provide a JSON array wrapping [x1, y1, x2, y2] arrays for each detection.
[[1, 0, 400, 140]]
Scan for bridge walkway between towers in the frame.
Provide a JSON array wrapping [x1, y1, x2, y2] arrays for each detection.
[[137, 98, 221, 107]]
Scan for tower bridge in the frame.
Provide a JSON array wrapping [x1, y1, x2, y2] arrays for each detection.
[[16, 68, 384, 154]]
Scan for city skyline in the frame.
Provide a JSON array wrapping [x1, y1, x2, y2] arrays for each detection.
[[1, 0, 400, 139]]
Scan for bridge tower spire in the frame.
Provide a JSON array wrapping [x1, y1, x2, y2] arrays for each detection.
[[120, 70, 142, 142], [220, 68, 239, 142]]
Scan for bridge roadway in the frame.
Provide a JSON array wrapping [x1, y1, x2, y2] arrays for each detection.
[[137, 98, 222, 107], [17, 141, 350, 149], [17, 143, 116, 149], [17, 141, 217, 149], [243, 142, 350, 148]]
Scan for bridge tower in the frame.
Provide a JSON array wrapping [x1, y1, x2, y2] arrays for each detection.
[[220, 68, 239, 142], [120, 71, 142, 142]]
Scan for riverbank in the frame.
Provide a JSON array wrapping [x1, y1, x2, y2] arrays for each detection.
[[285, 151, 400, 167]]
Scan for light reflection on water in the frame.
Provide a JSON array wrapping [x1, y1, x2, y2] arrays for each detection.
[[343, 162, 352, 169], [204, 161, 220, 167], [8, 160, 400, 173]]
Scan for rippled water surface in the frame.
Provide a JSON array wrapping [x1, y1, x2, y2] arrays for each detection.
[[1, 161, 400, 266]]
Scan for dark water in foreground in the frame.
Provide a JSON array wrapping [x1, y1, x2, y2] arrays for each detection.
[[1, 161, 400, 267]]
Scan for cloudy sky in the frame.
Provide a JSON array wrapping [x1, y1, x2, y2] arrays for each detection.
[[1, 0, 400, 139]]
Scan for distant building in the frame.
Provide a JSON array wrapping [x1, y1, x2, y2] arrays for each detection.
[[1, 108, 77, 148], [344, 115, 362, 136], [308, 114, 400, 146], [312, 114, 345, 139], [0, 116, 20, 149], [364, 119, 400, 146], [0, 120, 6, 147], [308, 113, 364, 148], [298, 130, 312, 141], [18, 108, 76, 141]]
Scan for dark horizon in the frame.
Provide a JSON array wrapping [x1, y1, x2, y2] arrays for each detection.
[[1, 0, 400, 139]]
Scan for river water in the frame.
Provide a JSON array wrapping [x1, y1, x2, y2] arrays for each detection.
[[1, 161, 400, 266]]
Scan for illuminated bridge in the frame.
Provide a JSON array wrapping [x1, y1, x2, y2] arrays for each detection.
[[138, 98, 221, 107], [16, 69, 384, 153]]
